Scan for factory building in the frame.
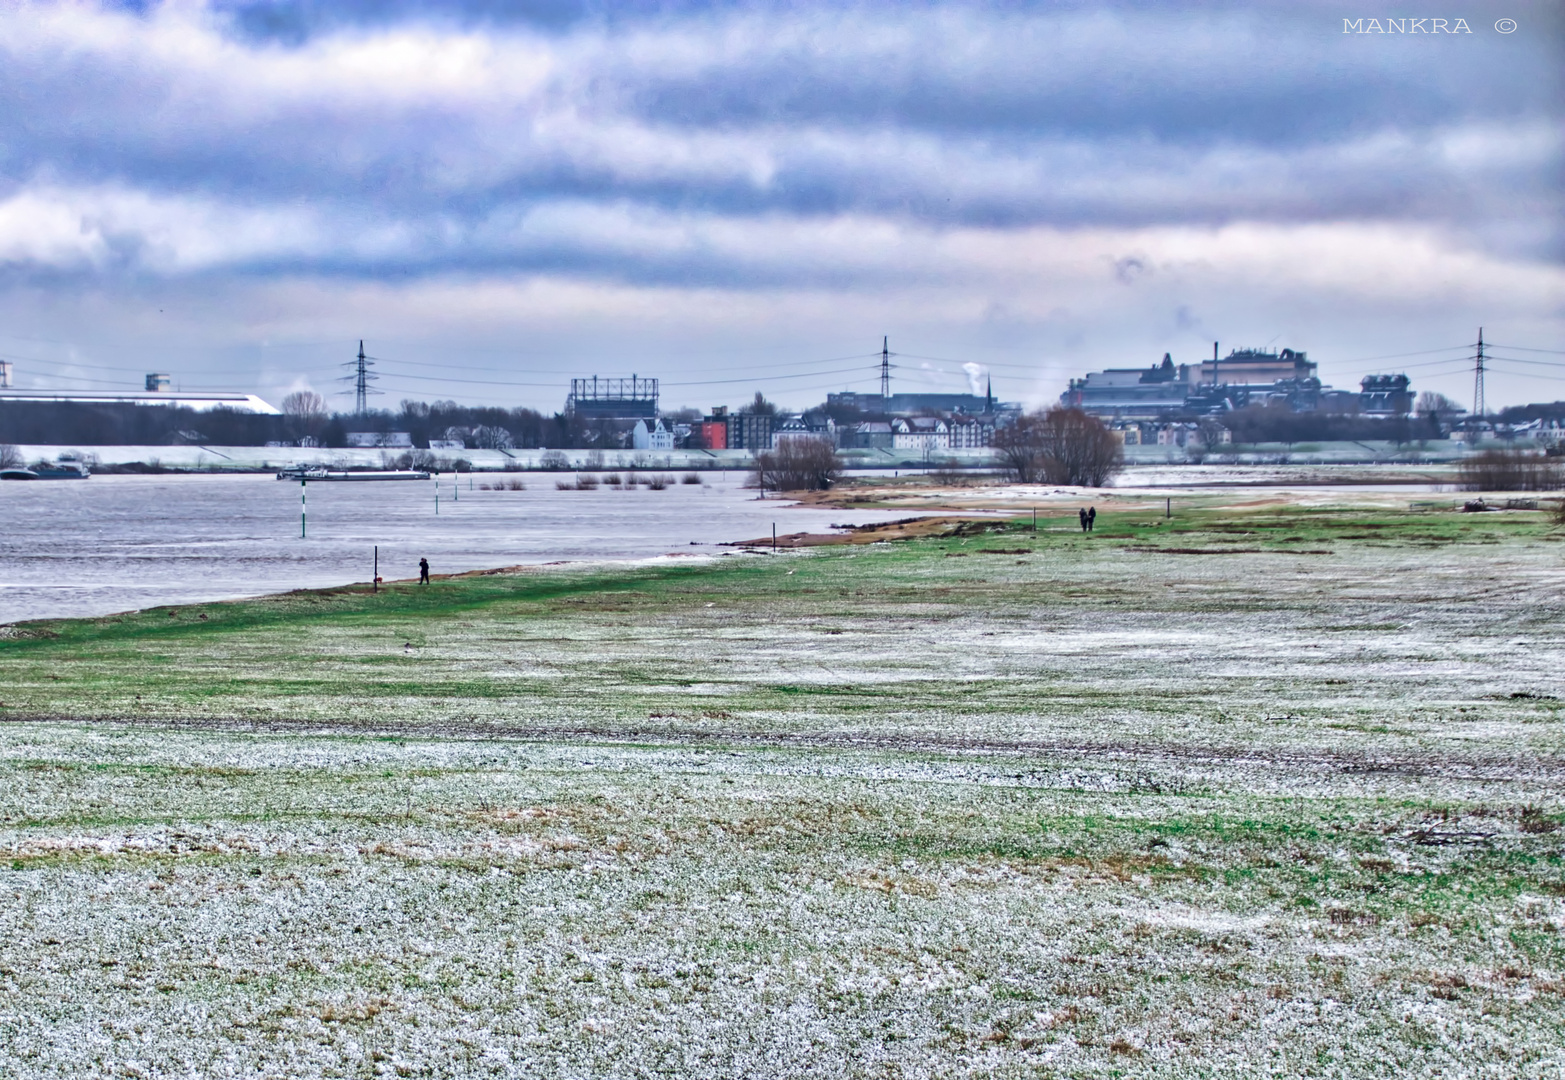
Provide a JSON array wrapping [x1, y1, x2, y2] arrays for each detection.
[[1063, 347, 1412, 420], [1060, 354, 1196, 420], [566, 376, 659, 419], [0, 384, 279, 414], [1359, 374, 1413, 418]]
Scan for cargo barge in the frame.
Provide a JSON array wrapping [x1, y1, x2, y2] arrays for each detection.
[[1, 460, 91, 480]]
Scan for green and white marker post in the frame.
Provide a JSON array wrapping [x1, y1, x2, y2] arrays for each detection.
[[300, 477, 307, 538]]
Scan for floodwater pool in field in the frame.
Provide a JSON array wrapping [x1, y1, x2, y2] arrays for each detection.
[[0, 472, 912, 624]]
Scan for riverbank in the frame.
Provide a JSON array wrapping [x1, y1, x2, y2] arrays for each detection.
[[0, 504, 1560, 1074], [3, 438, 1483, 475]]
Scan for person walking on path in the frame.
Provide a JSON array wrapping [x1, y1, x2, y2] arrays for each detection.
[[1087, 506, 1097, 532], [419, 557, 430, 584], [1078, 508, 1089, 532]]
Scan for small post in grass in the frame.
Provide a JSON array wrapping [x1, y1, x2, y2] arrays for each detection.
[[1033, 507, 1037, 532], [300, 477, 306, 539], [772, 523, 777, 552], [1166, 496, 1171, 519], [373, 545, 378, 592]]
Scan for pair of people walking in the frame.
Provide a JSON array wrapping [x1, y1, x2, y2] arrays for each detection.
[[1078, 506, 1096, 532]]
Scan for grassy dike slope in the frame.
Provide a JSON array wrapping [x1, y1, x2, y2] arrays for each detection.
[[0, 507, 1562, 1077]]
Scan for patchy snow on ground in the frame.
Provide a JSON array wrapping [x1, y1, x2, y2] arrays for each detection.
[[0, 506, 1561, 1077]]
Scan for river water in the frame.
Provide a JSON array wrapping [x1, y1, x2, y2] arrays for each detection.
[[0, 473, 911, 624]]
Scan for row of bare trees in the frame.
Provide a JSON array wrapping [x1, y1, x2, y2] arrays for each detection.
[[1458, 449, 1562, 491]]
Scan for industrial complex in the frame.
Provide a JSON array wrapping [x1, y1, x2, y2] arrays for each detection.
[[1061, 346, 1411, 421]]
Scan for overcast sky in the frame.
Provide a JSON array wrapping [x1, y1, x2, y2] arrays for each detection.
[[0, 0, 1560, 412]]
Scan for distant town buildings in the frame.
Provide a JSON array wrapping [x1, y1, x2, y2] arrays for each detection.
[[1, 345, 1491, 455], [723, 411, 775, 450], [631, 418, 676, 450], [771, 415, 819, 445], [691, 408, 728, 450], [827, 390, 996, 416], [891, 416, 949, 452], [948, 414, 995, 449]]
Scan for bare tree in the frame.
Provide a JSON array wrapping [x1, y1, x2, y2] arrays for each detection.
[[1416, 391, 1462, 421], [751, 436, 842, 491], [1458, 449, 1561, 492], [0, 444, 22, 469], [281, 390, 327, 417], [993, 413, 1053, 483], [931, 457, 973, 487], [742, 392, 778, 416], [1197, 417, 1230, 450], [471, 425, 514, 450], [995, 408, 1122, 486]]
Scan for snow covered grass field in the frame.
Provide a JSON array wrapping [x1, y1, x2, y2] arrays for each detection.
[[0, 505, 1561, 1077]]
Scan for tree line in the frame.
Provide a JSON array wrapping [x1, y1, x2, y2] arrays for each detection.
[[0, 397, 656, 450]]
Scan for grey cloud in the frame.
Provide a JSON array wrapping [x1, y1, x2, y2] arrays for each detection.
[[215, 0, 593, 43], [0, 0, 1558, 288], [1113, 257, 1148, 284]]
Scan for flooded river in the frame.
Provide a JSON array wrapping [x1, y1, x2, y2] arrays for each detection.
[[0, 472, 907, 624]]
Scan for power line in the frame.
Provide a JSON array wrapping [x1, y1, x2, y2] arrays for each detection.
[[1486, 364, 1565, 382], [1481, 355, 1564, 368], [5, 373, 144, 388], [367, 351, 882, 378], [666, 366, 877, 388], [1332, 345, 1473, 365], [369, 372, 572, 388], [1371, 354, 1497, 372], [370, 363, 877, 391]]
